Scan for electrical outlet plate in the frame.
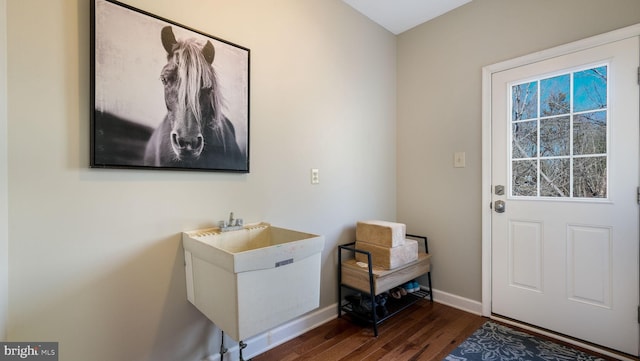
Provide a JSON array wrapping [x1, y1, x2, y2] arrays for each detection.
[[454, 152, 466, 168], [311, 168, 319, 184]]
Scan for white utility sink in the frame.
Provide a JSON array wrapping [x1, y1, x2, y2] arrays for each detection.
[[183, 222, 324, 341]]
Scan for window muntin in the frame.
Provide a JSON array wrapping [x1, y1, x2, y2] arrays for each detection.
[[510, 65, 608, 199]]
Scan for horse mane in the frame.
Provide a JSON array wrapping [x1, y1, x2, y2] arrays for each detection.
[[172, 38, 225, 138], [144, 27, 244, 168]]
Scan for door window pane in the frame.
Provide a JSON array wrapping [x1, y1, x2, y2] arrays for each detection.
[[541, 74, 570, 116], [513, 160, 538, 196], [540, 116, 569, 157], [510, 65, 608, 199], [574, 111, 606, 155], [540, 159, 570, 197], [512, 121, 537, 158], [512, 81, 538, 120], [574, 66, 607, 112], [573, 156, 607, 198]]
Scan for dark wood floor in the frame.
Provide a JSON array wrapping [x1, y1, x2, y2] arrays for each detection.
[[252, 301, 486, 361], [252, 300, 630, 361]]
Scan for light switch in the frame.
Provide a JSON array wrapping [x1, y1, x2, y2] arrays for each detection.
[[454, 152, 466, 168]]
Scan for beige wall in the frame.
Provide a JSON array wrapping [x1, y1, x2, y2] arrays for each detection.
[[8, 0, 640, 358], [0, 0, 7, 342], [5, 0, 395, 360], [396, 0, 640, 301]]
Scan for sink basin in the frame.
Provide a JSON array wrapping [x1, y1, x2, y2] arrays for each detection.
[[182, 222, 324, 341], [183, 222, 324, 273]]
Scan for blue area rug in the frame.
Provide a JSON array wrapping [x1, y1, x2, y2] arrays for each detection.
[[445, 321, 606, 361]]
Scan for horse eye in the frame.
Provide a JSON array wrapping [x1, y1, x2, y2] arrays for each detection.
[[160, 76, 168, 85]]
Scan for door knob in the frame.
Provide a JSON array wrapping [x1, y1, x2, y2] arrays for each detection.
[[494, 200, 505, 213]]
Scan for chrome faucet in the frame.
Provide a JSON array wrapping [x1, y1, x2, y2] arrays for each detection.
[[219, 212, 243, 231]]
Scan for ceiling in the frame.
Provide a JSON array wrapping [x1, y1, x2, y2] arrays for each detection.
[[341, 0, 472, 35]]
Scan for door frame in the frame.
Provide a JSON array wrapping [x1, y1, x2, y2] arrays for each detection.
[[481, 22, 640, 356]]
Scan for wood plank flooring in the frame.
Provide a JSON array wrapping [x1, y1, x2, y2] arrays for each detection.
[[252, 301, 485, 361], [252, 300, 630, 361]]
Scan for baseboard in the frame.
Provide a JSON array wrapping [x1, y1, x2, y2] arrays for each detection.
[[203, 304, 337, 361], [203, 287, 482, 360], [429, 288, 483, 315]]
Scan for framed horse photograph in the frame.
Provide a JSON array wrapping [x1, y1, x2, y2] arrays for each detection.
[[91, 0, 250, 172]]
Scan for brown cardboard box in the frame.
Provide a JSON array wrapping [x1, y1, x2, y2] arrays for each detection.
[[355, 220, 406, 247], [355, 239, 418, 269]]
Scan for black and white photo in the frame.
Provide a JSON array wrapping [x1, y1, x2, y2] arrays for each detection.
[[91, 0, 250, 172]]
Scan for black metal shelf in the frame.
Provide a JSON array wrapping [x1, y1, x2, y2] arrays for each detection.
[[340, 288, 430, 325], [337, 234, 432, 336]]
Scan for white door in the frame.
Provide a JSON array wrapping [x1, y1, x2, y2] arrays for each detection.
[[491, 36, 639, 355]]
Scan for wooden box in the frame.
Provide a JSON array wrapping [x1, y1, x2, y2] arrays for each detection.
[[354, 239, 418, 269], [341, 253, 431, 295], [355, 220, 406, 247]]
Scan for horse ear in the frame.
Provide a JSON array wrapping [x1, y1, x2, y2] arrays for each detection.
[[202, 41, 215, 64], [161, 26, 177, 54]]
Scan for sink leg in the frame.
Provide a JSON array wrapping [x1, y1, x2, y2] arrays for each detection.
[[220, 331, 228, 360], [239, 340, 249, 361]]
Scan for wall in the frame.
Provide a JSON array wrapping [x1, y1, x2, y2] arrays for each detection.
[[396, 0, 640, 302], [0, 0, 7, 342], [6, 1, 396, 360]]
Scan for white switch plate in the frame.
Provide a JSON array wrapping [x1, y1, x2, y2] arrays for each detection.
[[311, 168, 319, 184], [454, 152, 466, 168]]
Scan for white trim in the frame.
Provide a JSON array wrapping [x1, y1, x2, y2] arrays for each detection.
[[483, 23, 640, 76], [202, 287, 482, 360], [430, 288, 482, 315], [200, 294, 632, 360], [481, 22, 640, 332], [481, 47, 493, 317], [203, 304, 337, 361]]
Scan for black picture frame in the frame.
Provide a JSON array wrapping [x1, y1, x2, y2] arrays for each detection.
[[91, 0, 250, 172]]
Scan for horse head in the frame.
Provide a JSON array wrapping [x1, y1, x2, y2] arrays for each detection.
[[159, 26, 222, 161]]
